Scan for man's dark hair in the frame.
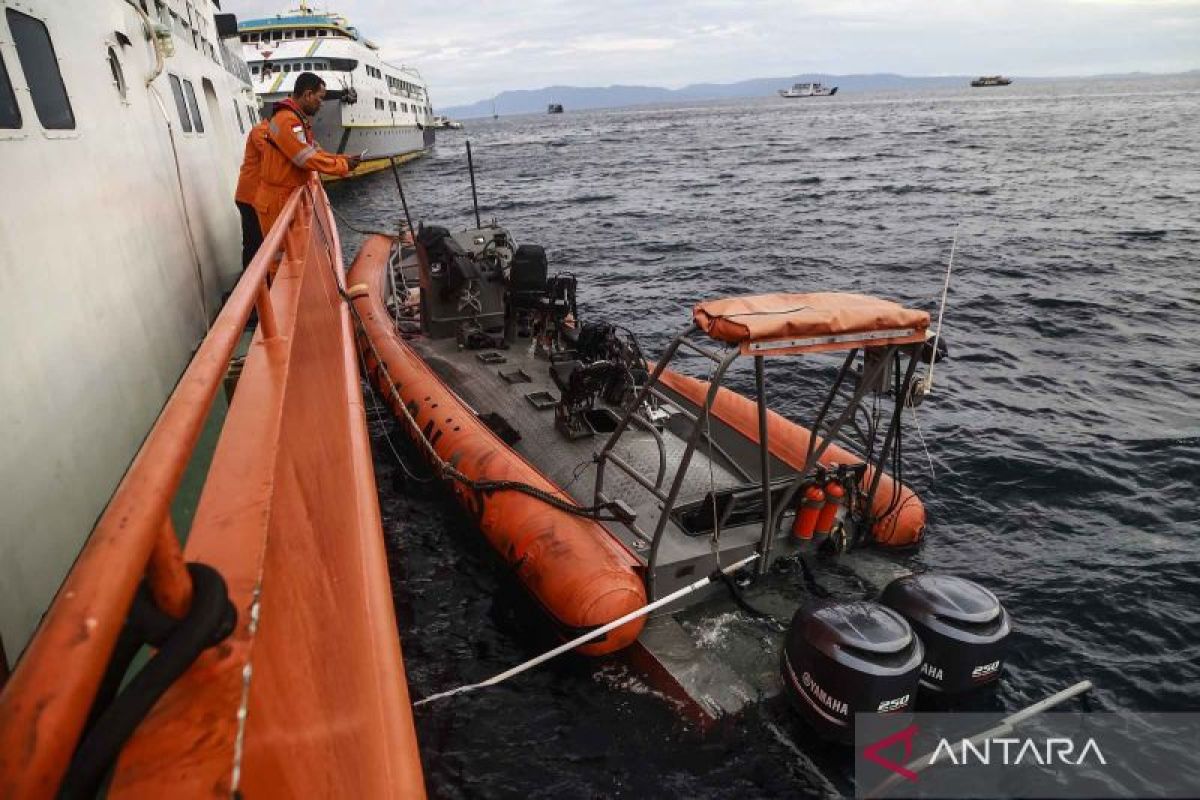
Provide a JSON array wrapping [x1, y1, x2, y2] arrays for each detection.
[[293, 72, 325, 97]]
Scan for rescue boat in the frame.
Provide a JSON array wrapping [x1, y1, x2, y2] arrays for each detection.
[[347, 210, 1013, 736]]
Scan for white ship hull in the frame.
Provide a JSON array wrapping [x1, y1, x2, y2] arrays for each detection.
[[0, 0, 254, 656], [253, 90, 434, 160], [778, 88, 838, 97], [239, 10, 436, 168]]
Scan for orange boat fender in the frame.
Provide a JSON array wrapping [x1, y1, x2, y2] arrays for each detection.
[[347, 235, 648, 655], [655, 369, 925, 547]]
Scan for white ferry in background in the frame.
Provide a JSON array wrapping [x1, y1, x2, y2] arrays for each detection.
[[778, 81, 838, 97], [238, 5, 434, 176]]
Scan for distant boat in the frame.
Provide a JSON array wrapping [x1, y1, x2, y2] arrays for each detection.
[[432, 115, 463, 130], [778, 82, 837, 98], [971, 75, 1012, 87], [548, 103, 564, 114]]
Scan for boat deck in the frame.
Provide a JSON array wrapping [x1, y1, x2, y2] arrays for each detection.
[[409, 334, 777, 585]]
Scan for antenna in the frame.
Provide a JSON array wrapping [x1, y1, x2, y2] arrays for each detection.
[[921, 222, 959, 395], [388, 156, 415, 237], [466, 140, 482, 228]]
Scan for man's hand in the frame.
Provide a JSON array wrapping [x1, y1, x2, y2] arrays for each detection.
[[346, 154, 362, 171]]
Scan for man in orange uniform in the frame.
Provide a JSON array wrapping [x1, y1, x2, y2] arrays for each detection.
[[254, 72, 361, 234], [234, 118, 269, 268]]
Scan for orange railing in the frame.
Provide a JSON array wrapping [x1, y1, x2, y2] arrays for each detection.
[[0, 178, 424, 798]]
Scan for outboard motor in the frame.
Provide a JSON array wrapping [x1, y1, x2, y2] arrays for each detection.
[[880, 574, 1011, 694], [780, 601, 923, 744]]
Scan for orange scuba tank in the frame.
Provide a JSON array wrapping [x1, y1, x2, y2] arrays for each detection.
[[814, 479, 846, 536], [792, 484, 825, 540]]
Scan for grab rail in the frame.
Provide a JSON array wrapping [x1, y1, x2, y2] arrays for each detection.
[[0, 186, 306, 797]]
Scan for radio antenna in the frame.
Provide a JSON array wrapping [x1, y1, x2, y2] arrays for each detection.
[[388, 156, 415, 237], [466, 140, 482, 228], [922, 222, 959, 395]]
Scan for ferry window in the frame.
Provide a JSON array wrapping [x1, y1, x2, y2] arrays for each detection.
[[233, 99, 243, 132], [107, 47, 127, 100], [318, 29, 327, 37], [283, 30, 293, 39], [271, 30, 281, 41], [182, 78, 203, 132], [168, 74, 193, 132], [304, 62, 312, 71], [306, 29, 316, 37], [251, 65, 259, 75], [7, 9, 75, 129], [0, 52, 20, 128]]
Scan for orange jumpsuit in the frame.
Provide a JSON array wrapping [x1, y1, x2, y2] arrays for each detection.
[[235, 119, 270, 206], [234, 120, 271, 268], [253, 98, 350, 234]]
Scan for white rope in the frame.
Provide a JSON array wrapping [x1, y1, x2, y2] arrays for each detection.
[[413, 552, 760, 707], [909, 404, 936, 479], [921, 223, 959, 395]]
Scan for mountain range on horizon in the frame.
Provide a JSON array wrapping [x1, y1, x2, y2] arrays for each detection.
[[437, 69, 1199, 118]]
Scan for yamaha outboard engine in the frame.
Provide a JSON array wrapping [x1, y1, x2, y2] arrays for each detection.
[[880, 574, 1011, 694], [780, 601, 923, 743]]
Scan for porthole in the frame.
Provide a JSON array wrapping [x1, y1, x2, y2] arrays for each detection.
[[107, 47, 127, 100]]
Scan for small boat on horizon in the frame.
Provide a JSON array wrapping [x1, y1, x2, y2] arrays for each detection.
[[548, 103, 564, 114], [971, 75, 1013, 87], [778, 81, 838, 98]]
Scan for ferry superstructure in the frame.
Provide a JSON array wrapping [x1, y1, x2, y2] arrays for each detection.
[[0, 0, 254, 660], [237, 7, 434, 174], [778, 81, 838, 97]]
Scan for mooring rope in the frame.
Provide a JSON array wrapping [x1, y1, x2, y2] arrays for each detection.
[[413, 553, 760, 706]]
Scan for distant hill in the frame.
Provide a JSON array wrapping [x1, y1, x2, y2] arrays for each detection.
[[438, 70, 1197, 118]]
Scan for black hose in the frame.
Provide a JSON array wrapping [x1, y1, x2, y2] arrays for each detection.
[[711, 568, 774, 620], [60, 563, 237, 799], [798, 555, 832, 599]]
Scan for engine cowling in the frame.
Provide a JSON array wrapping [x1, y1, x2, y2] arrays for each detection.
[[880, 574, 1011, 694], [780, 601, 923, 743]]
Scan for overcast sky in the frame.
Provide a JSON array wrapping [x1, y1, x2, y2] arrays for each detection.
[[224, 1, 1200, 106]]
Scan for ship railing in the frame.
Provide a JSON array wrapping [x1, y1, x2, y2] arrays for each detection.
[[0, 178, 424, 797]]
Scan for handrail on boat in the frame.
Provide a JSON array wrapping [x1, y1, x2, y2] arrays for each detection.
[[0, 185, 310, 797]]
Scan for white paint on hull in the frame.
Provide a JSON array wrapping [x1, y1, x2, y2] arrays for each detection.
[[0, 0, 251, 655]]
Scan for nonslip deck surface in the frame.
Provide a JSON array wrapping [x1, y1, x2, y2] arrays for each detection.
[[409, 334, 755, 569]]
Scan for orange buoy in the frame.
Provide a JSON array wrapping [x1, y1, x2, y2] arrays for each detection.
[[791, 484, 825, 540]]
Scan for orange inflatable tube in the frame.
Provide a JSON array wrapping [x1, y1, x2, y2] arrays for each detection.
[[347, 235, 647, 655], [656, 370, 925, 546]]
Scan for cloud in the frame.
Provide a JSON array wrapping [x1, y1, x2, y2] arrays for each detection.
[[223, 0, 1200, 105]]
